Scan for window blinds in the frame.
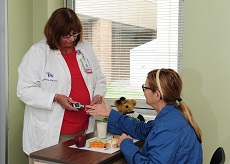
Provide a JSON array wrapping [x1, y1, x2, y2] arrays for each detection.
[[73, 0, 184, 100]]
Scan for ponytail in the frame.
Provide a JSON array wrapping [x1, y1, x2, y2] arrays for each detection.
[[178, 101, 202, 143]]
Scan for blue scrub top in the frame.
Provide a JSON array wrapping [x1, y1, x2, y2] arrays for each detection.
[[107, 104, 202, 164]]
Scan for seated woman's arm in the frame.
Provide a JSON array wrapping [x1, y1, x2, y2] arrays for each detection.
[[107, 110, 154, 140]]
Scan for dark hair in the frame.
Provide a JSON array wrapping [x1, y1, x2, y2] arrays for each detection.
[[44, 7, 83, 50], [147, 68, 202, 143]]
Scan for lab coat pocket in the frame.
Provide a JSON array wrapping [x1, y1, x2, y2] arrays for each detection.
[[30, 114, 48, 149]]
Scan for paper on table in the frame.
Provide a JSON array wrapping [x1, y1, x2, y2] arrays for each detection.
[[69, 133, 119, 154], [69, 143, 120, 154], [69, 133, 138, 154]]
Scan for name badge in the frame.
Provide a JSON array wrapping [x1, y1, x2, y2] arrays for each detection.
[[77, 50, 92, 74]]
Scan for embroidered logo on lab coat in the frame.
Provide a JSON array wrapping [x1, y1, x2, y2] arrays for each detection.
[[42, 72, 58, 82], [47, 72, 54, 78]]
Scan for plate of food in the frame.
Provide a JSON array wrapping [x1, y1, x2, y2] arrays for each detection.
[[69, 133, 121, 154], [87, 136, 119, 149]]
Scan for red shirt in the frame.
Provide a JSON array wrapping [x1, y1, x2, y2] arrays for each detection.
[[60, 49, 90, 134]]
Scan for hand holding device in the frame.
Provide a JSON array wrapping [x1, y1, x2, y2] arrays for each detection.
[[70, 102, 84, 109]]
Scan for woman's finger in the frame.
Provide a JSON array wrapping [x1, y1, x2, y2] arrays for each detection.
[[101, 96, 108, 104], [85, 105, 95, 110]]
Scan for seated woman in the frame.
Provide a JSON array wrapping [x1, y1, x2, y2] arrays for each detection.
[[86, 68, 202, 164]]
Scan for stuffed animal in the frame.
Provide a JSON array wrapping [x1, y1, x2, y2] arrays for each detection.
[[114, 97, 145, 122]]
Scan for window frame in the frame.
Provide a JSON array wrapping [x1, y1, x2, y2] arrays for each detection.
[[65, 0, 184, 120]]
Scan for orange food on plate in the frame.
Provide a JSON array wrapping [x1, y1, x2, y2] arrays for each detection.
[[89, 140, 105, 148]]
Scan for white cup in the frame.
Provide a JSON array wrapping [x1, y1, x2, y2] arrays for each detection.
[[96, 121, 108, 138]]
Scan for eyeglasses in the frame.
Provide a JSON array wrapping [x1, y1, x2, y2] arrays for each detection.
[[142, 84, 155, 92], [62, 32, 80, 40]]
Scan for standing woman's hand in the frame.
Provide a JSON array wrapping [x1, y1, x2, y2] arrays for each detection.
[[85, 97, 112, 117], [90, 94, 102, 105], [54, 94, 79, 111]]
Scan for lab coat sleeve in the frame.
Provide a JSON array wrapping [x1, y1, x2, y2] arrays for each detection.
[[86, 41, 106, 97], [17, 45, 55, 110]]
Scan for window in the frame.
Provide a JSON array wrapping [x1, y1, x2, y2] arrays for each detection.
[[66, 0, 184, 119]]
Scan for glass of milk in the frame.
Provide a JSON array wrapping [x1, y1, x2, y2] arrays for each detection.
[[96, 121, 108, 138]]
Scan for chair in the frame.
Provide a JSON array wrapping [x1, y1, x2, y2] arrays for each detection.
[[210, 147, 225, 164]]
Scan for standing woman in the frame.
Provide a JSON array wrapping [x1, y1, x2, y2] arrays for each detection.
[[86, 68, 202, 164], [17, 7, 106, 157]]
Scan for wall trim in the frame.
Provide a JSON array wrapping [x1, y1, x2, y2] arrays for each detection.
[[0, 0, 8, 163]]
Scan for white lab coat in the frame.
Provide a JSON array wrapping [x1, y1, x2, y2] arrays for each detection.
[[17, 39, 106, 155]]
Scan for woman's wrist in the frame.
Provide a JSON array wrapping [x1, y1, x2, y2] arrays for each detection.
[[96, 94, 102, 102], [53, 94, 58, 102], [106, 110, 112, 117], [96, 94, 102, 99]]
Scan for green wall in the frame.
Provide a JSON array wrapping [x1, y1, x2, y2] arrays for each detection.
[[183, 0, 230, 163], [8, 0, 33, 163], [8, 0, 63, 163]]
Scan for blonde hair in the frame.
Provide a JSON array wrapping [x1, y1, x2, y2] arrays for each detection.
[[147, 68, 202, 143]]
